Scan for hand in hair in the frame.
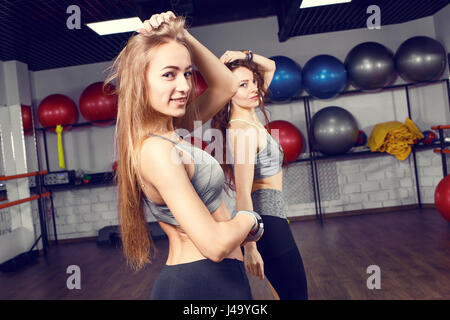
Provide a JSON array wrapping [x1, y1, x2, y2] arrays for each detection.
[[220, 50, 247, 64], [137, 11, 177, 33]]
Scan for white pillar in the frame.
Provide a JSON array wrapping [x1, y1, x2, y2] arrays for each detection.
[[0, 61, 35, 264]]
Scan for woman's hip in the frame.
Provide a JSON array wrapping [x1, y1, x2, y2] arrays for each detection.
[[251, 188, 287, 219], [150, 258, 252, 300]]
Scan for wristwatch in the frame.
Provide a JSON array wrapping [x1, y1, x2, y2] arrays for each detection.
[[236, 210, 263, 242], [243, 50, 253, 61]]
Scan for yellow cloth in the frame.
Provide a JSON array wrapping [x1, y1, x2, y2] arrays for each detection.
[[366, 118, 424, 160]]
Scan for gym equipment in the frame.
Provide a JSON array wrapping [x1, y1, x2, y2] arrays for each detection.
[[268, 120, 303, 162], [345, 42, 396, 90], [356, 130, 368, 146], [268, 56, 303, 102], [38, 94, 78, 131], [38, 94, 78, 169], [420, 130, 437, 145], [434, 175, 450, 222], [79, 82, 118, 126], [21, 105, 33, 135], [432, 124, 450, 177], [311, 106, 359, 155], [302, 55, 347, 99], [395, 36, 446, 83], [193, 70, 208, 100]]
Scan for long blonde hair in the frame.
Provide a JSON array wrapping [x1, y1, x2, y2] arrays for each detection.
[[104, 17, 198, 271]]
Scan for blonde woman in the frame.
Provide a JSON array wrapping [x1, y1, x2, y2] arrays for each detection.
[[106, 12, 263, 299]]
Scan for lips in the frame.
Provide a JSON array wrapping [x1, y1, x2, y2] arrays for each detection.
[[250, 95, 259, 100], [170, 97, 187, 105]]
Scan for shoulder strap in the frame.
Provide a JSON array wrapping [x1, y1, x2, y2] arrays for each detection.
[[148, 133, 195, 160], [229, 118, 266, 129], [229, 118, 268, 136], [148, 133, 180, 145]]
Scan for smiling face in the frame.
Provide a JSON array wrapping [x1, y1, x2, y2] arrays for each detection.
[[145, 40, 193, 118], [231, 67, 260, 109]]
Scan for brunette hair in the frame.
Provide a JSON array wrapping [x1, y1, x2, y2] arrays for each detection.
[[104, 16, 199, 270], [210, 59, 271, 191]]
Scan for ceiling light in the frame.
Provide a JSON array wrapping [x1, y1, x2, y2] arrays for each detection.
[[86, 17, 144, 36], [300, 0, 352, 9]]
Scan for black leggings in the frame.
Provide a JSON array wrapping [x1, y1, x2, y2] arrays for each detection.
[[251, 189, 308, 300], [257, 215, 308, 300], [264, 246, 308, 300], [150, 258, 253, 300]]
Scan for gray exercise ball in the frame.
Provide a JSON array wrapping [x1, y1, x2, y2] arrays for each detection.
[[311, 106, 359, 155], [395, 36, 446, 82], [345, 42, 396, 90]]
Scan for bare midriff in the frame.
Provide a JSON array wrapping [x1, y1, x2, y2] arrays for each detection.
[[251, 170, 283, 193], [160, 199, 243, 266]]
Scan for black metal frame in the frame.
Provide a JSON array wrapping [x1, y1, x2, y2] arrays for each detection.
[[292, 78, 450, 225], [435, 125, 449, 178]]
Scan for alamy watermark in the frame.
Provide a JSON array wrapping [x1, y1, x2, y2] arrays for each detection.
[[366, 265, 381, 290], [66, 5, 81, 30], [170, 121, 281, 166], [366, 5, 381, 30], [66, 265, 81, 290]]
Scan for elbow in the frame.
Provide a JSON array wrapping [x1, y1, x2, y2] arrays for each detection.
[[198, 222, 240, 263], [269, 59, 276, 72], [201, 237, 231, 263], [208, 251, 227, 263], [202, 246, 227, 263], [225, 75, 240, 99]]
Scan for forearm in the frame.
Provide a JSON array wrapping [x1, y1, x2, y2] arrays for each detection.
[[236, 192, 254, 213], [236, 193, 258, 251], [214, 214, 255, 260], [252, 53, 276, 73], [183, 30, 238, 93]]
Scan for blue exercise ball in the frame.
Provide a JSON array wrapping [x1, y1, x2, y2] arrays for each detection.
[[268, 56, 303, 102], [303, 55, 348, 99]]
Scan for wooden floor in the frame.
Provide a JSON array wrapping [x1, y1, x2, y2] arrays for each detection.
[[1, 208, 449, 300]]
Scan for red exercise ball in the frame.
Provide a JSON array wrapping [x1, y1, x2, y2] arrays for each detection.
[[79, 82, 118, 126], [193, 70, 208, 100], [435, 175, 450, 222], [268, 120, 303, 163], [356, 130, 367, 146], [420, 130, 436, 145], [21, 105, 33, 135], [38, 94, 78, 132]]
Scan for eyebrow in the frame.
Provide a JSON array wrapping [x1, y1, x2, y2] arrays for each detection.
[[160, 65, 193, 71]]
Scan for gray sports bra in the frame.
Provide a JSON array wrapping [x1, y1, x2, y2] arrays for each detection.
[[228, 119, 284, 181], [143, 134, 225, 226]]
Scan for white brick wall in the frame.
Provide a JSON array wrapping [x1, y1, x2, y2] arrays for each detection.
[[50, 186, 119, 240], [283, 148, 445, 218]]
